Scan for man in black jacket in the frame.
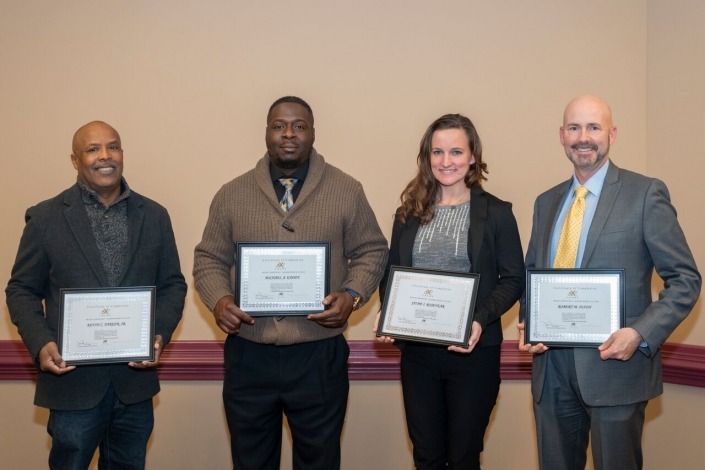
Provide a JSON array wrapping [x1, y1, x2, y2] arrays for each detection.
[[6, 121, 187, 469]]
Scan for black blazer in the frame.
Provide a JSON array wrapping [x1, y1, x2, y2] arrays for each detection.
[[6, 184, 187, 410], [379, 187, 525, 347]]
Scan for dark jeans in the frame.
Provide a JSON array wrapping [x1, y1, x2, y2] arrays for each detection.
[[400, 344, 501, 470], [223, 335, 350, 470], [47, 383, 154, 470]]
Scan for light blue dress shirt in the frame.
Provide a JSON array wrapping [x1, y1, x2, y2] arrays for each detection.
[[549, 160, 610, 268]]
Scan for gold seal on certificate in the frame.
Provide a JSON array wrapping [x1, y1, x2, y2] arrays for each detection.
[[236, 242, 331, 316], [58, 287, 156, 365], [377, 266, 480, 347], [525, 269, 625, 347]]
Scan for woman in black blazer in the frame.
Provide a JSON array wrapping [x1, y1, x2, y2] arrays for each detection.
[[375, 114, 525, 470]]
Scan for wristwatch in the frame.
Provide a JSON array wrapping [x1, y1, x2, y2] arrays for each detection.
[[344, 289, 362, 311]]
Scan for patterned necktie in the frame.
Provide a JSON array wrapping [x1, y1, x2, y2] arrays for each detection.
[[553, 186, 589, 268], [278, 178, 298, 212]]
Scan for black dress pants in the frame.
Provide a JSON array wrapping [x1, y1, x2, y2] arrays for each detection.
[[400, 344, 501, 470], [223, 334, 349, 470]]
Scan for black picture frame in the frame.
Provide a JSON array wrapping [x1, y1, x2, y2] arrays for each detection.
[[236, 241, 331, 316], [59, 286, 156, 365], [525, 269, 625, 348], [377, 266, 480, 348]]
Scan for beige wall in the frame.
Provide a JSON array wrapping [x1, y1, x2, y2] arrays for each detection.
[[0, 0, 703, 468], [647, 0, 705, 344]]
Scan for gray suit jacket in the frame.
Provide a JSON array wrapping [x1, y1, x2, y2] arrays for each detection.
[[6, 184, 187, 410], [522, 162, 700, 406]]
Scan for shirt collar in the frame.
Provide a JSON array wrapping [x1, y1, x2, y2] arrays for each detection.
[[77, 178, 131, 208], [570, 159, 610, 198], [269, 158, 309, 184]]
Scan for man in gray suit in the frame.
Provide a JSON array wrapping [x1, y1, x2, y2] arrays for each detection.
[[6, 121, 187, 469], [518, 96, 701, 470]]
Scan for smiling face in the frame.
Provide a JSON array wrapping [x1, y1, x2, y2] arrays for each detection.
[[70, 121, 124, 205], [429, 128, 475, 194], [560, 96, 617, 180], [265, 102, 315, 173]]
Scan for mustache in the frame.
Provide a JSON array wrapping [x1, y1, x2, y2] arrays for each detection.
[[572, 141, 598, 151]]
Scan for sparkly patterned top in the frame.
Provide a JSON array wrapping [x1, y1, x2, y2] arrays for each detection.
[[412, 201, 471, 272]]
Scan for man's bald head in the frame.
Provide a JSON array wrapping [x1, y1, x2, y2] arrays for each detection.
[[72, 121, 121, 156], [70, 121, 124, 205], [563, 95, 614, 129], [559, 95, 617, 183]]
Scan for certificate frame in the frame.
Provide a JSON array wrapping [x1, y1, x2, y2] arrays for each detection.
[[525, 269, 625, 347], [377, 266, 480, 348], [58, 286, 156, 365], [236, 241, 331, 316]]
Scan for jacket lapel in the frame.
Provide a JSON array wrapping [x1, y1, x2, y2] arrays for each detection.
[[399, 216, 420, 266], [468, 187, 487, 271], [62, 186, 110, 286], [255, 153, 286, 213], [581, 162, 621, 267], [542, 179, 571, 267], [289, 149, 323, 213], [116, 193, 145, 286]]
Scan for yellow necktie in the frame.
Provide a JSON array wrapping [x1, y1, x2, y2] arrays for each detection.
[[553, 186, 589, 268]]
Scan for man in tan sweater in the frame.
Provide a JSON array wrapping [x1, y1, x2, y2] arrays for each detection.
[[193, 96, 388, 470]]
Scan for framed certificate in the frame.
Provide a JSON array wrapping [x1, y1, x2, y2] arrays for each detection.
[[59, 286, 156, 365], [525, 269, 625, 347], [236, 242, 330, 316], [377, 266, 480, 348]]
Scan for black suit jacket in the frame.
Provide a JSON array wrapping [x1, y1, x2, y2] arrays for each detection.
[[379, 187, 525, 348], [6, 184, 187, 410]]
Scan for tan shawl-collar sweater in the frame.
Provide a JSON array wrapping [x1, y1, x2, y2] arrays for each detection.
[[194, 149, 388, 345]]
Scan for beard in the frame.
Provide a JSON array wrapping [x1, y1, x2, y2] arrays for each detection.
[[273, 156, 303, 169], [267, 142, 313, 171], [566, 140, 609, 170]]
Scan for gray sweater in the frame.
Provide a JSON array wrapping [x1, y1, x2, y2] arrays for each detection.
[[194, 149, 388, 345]]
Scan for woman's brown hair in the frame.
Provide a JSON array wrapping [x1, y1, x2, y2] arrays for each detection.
[[397, 114, 488, 225]]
